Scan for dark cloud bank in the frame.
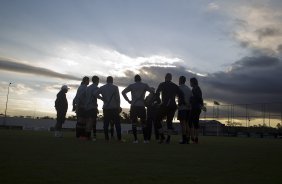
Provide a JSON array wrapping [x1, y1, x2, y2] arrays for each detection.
[[1, 56, 282, 107], [0, 58, 80, 81], [114, 56, 282, 107]]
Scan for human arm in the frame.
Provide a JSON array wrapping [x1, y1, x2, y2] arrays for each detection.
[[177, 87, 185, 106], [121, 86, 131, 104], [94, 88, 104, 102], [155, 83, 162, 101], [115, 87, 121, 107]]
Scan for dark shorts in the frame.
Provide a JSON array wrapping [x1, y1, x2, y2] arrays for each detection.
[[157, 105, 177, 130], [158, 105, 177, 122], [177, 110, 190, 121], [130, 106, 146, 121], [103, 108, 120, 121], [77, 108, 87, 118], [189, 108, 201, 129], [85, 108, 98, 118]]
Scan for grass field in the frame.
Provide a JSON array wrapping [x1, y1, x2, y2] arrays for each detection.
[[0, 130, 282, 184]]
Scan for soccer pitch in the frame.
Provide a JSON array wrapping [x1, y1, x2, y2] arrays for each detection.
[[0, 130, 281, 184]]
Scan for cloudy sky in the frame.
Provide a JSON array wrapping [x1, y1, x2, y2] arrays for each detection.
[[0, 0, 282, 117]]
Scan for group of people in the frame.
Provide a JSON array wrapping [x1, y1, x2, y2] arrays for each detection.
[[54, 73, 204, 144]]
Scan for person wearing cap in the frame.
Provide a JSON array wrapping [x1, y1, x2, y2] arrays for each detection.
[[54, 85, 69, 138]]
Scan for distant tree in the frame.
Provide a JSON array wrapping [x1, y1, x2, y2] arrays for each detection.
[[67, 115, 77, 121], [41, 116, 53, 120], [226, 121, 242, 127]]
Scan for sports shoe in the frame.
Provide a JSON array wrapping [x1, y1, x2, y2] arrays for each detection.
[[55, 131, 63, 138], [143, 140, 149, 144], [133, 140, 139, 144]]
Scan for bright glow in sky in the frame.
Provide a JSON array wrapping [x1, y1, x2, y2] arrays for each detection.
[[1, 0, 282, 118]]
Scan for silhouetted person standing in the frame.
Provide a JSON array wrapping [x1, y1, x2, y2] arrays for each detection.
[[54, 85, 69, 138], [73, 76, 89, 139], [144, 87, 161, 141], [85, 76, 100, 141], [189, 77, 203, 144], [156, 73, 184, 144], [95, 76, 122, 141], [178, 76, 192, 144], [122, 75, 154, 143]]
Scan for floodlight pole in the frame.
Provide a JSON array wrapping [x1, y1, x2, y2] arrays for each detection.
[[3, 82, 12, 126]]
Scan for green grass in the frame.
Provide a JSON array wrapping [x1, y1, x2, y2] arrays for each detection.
[[0, 130, 282, 184]]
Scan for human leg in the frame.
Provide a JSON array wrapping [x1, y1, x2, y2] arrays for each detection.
[[191, 108, 201, 143], [110, 121, 115, 139], [112, 109, 122, 141], [55, 111, 66, 137], [139, 107, 148, 142], [103, 109, 111, 140], [130, 107, 138, 142], [165, 107, 176, 143]]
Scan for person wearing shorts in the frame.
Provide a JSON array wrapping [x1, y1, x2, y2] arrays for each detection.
[[145, 87, 161, 141], [155, 73, 184, 144], [95, 76, 122, 141], [73, 76, 89, 139], [122, 74, 154, 143], [178, 76, 192, 144], [189, 77, 204, 144], [85, 76, 100, 141]]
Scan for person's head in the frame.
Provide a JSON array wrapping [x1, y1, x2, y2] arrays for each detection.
[[92, 75, 99, 85], [61, 85, 69, 93], [82, 76, 90, 85], [190, 77, 198, 87], [134, 74, 141, 82], [107, 76, 113, 84], [179, 76, 186, 85], [165, 73, 172, 82]]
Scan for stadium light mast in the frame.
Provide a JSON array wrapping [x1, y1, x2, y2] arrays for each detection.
[[3, 82, 12, 126]]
